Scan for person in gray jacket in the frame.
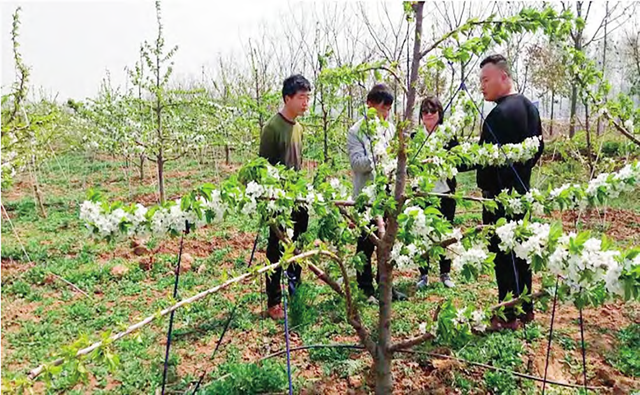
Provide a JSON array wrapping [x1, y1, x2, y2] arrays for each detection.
[[347, 83, 407, 303]]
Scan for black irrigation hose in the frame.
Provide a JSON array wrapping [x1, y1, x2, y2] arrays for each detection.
[[161, 220, 189, 395], [258, 343, 365, 361], [190, 301, 241, 394], [256, 343, 606, 391], [186, 225, 262, 394], [282, 272, 294, 395], [542, 275, 560, 395], [246, 230, 261, 268], [579, 306, 589, 392]]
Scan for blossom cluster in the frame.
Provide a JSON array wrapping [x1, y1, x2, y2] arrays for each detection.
[[419, 307, 487, 338], [456, 136, 542, 168], [439, 215, 639, 304], [80, 162, 356, 240], [496, 161, 640, 216], [452, 307, 488, 333], [416, 137, 543, 194], [80, 190, 229, 238], [548, 161, 640, 210], [365, 116, 397, 178], [448, 242, 491, 273], [391, 205, 463, 269], [547, 235, 634, 298], [493, 219, 638, 301]]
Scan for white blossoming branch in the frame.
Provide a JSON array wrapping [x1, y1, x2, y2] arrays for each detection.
[[79, 161, 355, 240], [494, 161, 640, 216], [445, 218, 640, 306]]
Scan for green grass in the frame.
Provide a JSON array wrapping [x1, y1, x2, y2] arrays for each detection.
[[609, 323, 640, 377], [2, 149, 639, 394]]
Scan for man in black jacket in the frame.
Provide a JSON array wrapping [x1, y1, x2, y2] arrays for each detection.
[[478, 54, 544, 330]]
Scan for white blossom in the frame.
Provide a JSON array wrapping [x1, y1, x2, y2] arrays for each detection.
[[453, 308, 467, 326], [449, 243, 489, 273], [471, 310, 487, 332], [362, 185, 376, 204], [267, 166, 280, 180]]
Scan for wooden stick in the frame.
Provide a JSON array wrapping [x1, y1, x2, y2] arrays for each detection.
[[490, 290, 547, 311], [52, 274, 91, 299], [261, 196, 357, 207], [26, 250, 326, 380], [415, 191, 489, 203]]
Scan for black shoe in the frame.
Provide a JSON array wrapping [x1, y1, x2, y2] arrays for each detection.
[[519, 311, 535, 324]]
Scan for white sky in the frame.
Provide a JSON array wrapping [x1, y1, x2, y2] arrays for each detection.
[[1, 0, 300, 100], [1, 1, 636, 102]]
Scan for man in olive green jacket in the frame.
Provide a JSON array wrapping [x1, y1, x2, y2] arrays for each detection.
[[259, 74, 311, 320]]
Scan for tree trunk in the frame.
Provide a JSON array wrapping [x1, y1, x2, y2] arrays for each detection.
[[569, 2, 584, 139], [374, 347, 393, 395], [394, 84, 399, 119], [373, 3, 424, 394], [29, 157, 47, 218], [32, 177, 47, 219], [585, 101, 593, 176], [375, 246, 394, 394], [403, 2, 424, 123], [347, 86, 353, 121], [550, 90, 555, 136], [139, 154, 145, 181], [157, 152, 165, 204], [597, 1, 609, 136], [225, 144, 230, 165], [33, 183, 47, 218], [154, 32, 164, 205], [256, 73, 263, 131], [569, 84, 579, 138], [322, 97, 329, 163]]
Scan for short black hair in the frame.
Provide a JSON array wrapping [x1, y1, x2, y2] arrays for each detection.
[[419, 95, 444, 125], [480, 54, 512, 78], [282, 74, 311, 99], [366, 83, 394, 106]]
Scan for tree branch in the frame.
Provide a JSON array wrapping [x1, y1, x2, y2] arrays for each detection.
[[414, 191, 490, 203], [338, 206, 381, 246], [26, 256, 306, 380], [307, 262, 344, 296], [388, 304, 441, 352], [490, 290, 547, 311], [336, 253, 376, 356], [389, 332, 435, 352]]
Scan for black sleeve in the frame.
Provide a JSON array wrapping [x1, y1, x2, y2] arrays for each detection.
[[528, 103, 544, 167]]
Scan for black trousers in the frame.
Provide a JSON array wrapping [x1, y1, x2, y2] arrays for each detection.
[[418, 196, 455, 277], [482, 190, 533, 320], [265, 208, 309, 307], [356, 223, 380, 297]]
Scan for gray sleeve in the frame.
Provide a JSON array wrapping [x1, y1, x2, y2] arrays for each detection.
[[347, 126, 373, 173]]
